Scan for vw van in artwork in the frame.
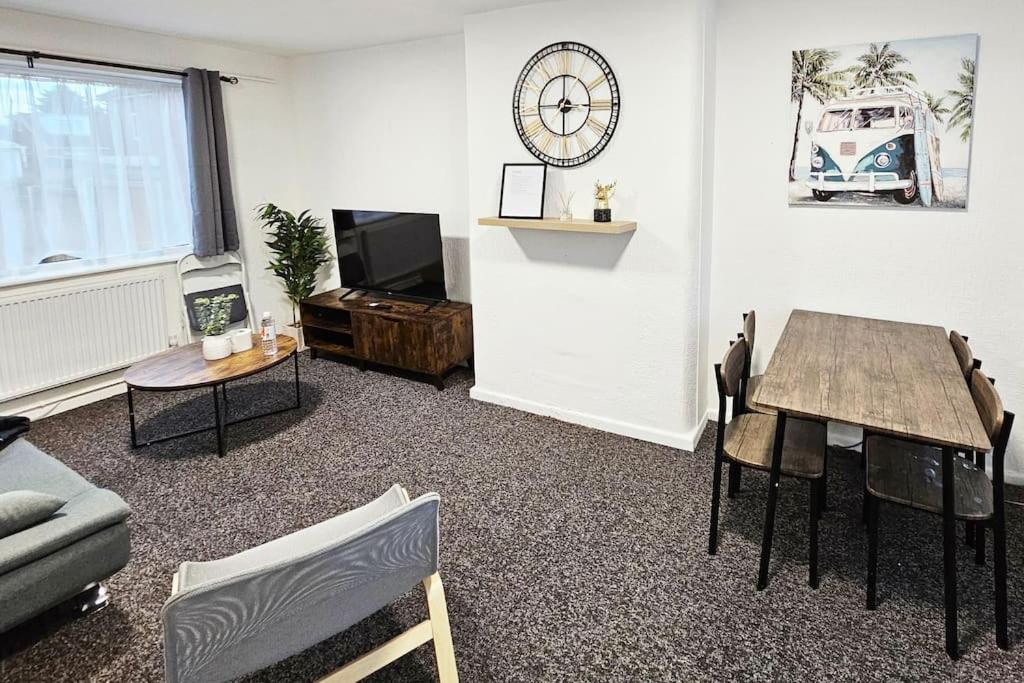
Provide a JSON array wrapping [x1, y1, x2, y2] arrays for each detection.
[[806, 85, 944, 206]]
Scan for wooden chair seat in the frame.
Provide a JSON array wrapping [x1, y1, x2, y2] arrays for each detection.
[[865, 435, 993, 520], [744, 374, 777, 415], [724, 413, 826, 479]]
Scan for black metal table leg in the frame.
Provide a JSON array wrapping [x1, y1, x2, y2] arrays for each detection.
[[975, 450, 987, 565], [127, 385, 138, 448], [867, 493, 880, 609], [129, 351, 301, 457], [293, 351, 301, 408], [213, 384, 226, 457], [941, 445, 959, 659], [994, 459, 1009, 649], [758, 410, 788, 590], [809, 477, 820, 588]]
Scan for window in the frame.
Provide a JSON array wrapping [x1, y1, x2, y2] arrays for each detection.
[[853, 107, 896, 129], [0, 62, 192, 279], [818, 109, 853, 131]]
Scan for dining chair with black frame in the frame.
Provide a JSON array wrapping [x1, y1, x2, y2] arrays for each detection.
[[864, 367, 1015, 652], [708, 338, 829, 588], [734, 310, 830, 512]]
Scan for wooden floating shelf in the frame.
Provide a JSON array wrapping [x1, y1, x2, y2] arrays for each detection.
[[478, 216, 637, 234]]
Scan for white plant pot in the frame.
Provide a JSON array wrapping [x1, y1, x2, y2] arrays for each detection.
[[202, 334, 233, 361]]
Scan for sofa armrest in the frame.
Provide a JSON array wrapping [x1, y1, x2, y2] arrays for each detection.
[[0, 488, 130, 575]]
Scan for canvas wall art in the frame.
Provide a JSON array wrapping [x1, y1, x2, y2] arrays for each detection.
[[789, 34, 978, 209]]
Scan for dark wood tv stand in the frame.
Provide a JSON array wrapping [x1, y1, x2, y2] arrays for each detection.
[[299, 289, 473, 390]]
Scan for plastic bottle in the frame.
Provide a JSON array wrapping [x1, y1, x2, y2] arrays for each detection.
[[260, 312, 278, 356]]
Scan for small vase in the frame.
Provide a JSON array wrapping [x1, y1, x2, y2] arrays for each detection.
[[202, 334, 233, 361]]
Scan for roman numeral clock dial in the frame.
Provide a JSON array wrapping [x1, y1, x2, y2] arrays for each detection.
[[513, 42, 620, 168]]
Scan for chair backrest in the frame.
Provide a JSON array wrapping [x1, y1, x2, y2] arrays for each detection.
[[162, 487, 440, 683], [716, 339, 747, 398], [949, 330, 974, 380], [742, 310, 756, 362], [177, 252, 253, 339], [970, 368, 1005, 446]]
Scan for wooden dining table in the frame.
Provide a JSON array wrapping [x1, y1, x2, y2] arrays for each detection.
[[750, 309, 991, 659]]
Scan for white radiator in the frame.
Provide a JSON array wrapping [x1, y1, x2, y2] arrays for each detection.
[[0, 275, 169, 401]]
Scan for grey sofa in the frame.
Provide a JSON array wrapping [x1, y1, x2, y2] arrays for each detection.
[[162, 485, 458, 683], [0, 438, 131, 633]]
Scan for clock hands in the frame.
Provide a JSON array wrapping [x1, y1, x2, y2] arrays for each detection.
[[564, 62, 588, 102]]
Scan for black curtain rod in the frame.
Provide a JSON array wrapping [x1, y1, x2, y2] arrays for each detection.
[[0, 47, 239, 84]]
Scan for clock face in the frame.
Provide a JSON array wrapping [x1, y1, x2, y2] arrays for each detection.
[[513, 42, 620, 168]]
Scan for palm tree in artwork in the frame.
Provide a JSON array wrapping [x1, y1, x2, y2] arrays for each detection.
[[789, 49, 848, 181], [923, 91, 951, 124], [946, 57, 976, 143], [851, 42, 917, 88]]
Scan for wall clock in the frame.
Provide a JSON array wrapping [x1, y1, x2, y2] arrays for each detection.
[[513, 41, 620, 168]]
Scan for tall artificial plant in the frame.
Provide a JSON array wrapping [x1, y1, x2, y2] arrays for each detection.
[[257, 203, 332, 325]]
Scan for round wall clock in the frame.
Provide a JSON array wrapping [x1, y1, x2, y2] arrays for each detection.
[[513, 41, 620, 168]]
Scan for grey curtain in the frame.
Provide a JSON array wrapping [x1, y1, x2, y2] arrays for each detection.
[[183, 68, 239, 257]]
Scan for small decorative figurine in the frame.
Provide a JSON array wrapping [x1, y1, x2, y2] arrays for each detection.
[[558, 191, 576, 222], [594, 180, 616, 222]]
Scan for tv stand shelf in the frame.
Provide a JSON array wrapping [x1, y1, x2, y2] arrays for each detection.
[[299, 289, 473, 390]]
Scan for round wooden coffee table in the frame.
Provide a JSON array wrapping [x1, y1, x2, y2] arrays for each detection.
[[124, 335, 298, 456]]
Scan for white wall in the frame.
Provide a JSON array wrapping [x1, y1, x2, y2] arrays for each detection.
[[465, 0, 715, 449], [0, 8, 301, 417], [709, 0, 1024, 477], [288, 35, 471, 301]]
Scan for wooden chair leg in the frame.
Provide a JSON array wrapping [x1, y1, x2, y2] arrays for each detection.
[[708, 453, 725, 555], [809, 479, 820, 589], [867, 495, 879, 610], [423, 573, 459, 683]]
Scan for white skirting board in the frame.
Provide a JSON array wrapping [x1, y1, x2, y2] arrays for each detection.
[[470, 386, 707, 452], [0, 371, 127, 422]]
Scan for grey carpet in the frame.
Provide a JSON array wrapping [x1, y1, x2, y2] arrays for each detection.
[[2, 352, 1023, 682]]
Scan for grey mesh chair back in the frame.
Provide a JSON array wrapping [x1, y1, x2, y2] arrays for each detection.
[[161, 485, 458, 683], [177, 252, 254, 342]]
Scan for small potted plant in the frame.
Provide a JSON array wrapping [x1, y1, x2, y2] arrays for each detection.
[[194, 293, 239, 360]]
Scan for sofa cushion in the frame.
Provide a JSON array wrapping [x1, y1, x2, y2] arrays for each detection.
[[0, 490, 65, 538], [0, 488, 131, 575], [0, 439, 93, 499]]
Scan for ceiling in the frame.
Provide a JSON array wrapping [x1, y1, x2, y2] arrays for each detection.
[[0, 0, 546, 55]]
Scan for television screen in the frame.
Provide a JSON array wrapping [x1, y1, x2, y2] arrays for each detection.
[[332, 210, 447, 301]]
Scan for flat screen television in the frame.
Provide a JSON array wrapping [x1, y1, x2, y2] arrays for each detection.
[[332, 209, 447, 302]]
